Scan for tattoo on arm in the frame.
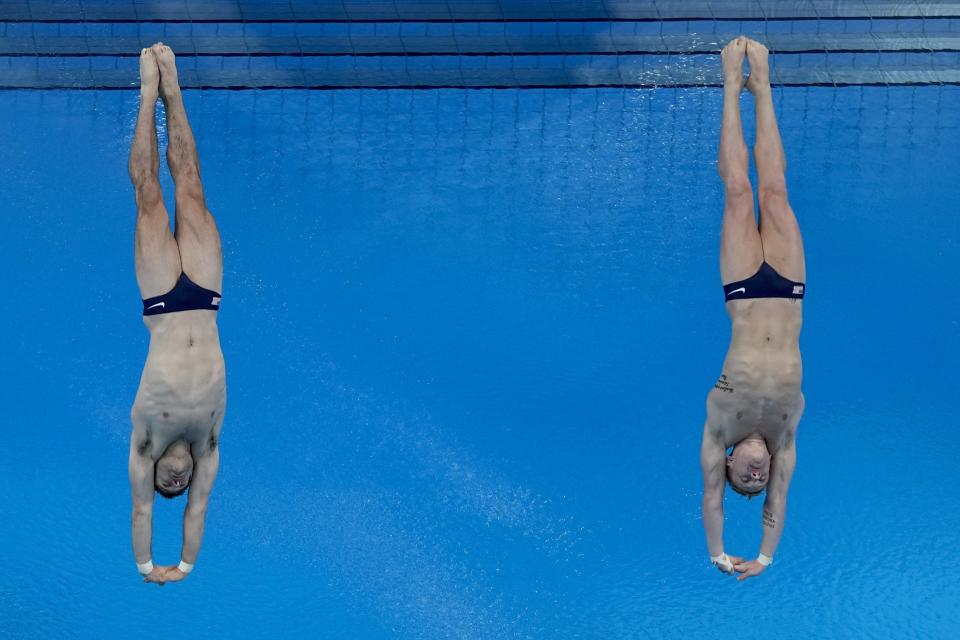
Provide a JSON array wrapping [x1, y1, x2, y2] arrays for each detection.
[[762, 508, 776, 529], [714, 374, 734, 394]]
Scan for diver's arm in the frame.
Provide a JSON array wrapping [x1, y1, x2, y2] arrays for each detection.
[[700, 425, 732, 571], [128, 438, 157, 577], [182, 445, 218, 563], [760, 435, 795, 556], [163, 446, 219, 581], [734, 434, 796, 581]]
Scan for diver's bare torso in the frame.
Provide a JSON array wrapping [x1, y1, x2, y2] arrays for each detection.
[[706, 297, 804, 452], [132, 311, 225, 459]]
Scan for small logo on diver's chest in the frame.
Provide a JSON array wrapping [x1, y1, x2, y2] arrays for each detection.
[[726, 287, 746, 296]]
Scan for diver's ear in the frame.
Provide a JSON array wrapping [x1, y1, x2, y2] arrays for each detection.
[[725, 456, 734, 467]]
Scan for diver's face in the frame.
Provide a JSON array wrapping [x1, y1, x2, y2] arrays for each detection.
[[155, 444, 193, 494], [727, 439, 771, 494]]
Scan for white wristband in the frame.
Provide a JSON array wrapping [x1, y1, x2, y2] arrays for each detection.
[[757, 553, 773, 567], [710, 553, 734, 573], [137, 560, 154, 575], [178, 560, 194, 574]]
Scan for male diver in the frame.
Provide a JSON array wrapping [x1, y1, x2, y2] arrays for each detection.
[[700, 37, 805, 581], [128, 43, 225, 584]]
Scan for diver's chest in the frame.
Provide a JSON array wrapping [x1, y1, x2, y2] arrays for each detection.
[[151, 402, 221, 431], [710, 383, 800, 427], [136, 368, 225, 429]]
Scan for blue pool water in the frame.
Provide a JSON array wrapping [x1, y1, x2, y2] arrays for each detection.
[[1, 85, 959, 638]]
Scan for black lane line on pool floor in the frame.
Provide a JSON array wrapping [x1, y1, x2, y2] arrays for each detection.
[[2, 33, 959, 57], [2, 66, 958, 89]]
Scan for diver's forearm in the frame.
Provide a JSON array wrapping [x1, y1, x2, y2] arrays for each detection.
[[180, 503, 208, 563], [759, 499, 786, 557], [131, 507, 153, 563], [702, 496, 726, 555]]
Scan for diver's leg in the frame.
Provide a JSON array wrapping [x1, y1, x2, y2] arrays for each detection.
[[718, 37, 763, 285], [130, 47, 180, 299], [154, 43, 223, 293], [746, 39, 805, 282]]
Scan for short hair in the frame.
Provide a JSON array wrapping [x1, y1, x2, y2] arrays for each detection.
[[156, 484, 189, 499]]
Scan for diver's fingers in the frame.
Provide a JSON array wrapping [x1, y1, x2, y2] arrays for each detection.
[[736, 569, 759, 582]]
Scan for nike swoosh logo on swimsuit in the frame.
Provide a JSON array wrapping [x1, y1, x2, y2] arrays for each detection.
[[726, 287, 746, 296], [147, 301, 165, 310]]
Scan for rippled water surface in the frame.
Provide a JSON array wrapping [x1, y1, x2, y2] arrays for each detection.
[[1, 86, 958, 639]]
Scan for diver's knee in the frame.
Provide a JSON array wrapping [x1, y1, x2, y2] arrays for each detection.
[[174, 174, 205, 207], [757, 179, 788, 211], [134, 176, 163, 210], [723, 172, 753, 201]]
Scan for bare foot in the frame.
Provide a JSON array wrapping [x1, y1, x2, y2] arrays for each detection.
[[745, 38, 771, 95], [151, 42, 181, 101], [139, 47, 159, 101], [720, 37, 747, 92]]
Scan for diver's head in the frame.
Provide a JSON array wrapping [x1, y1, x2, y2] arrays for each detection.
[[155, 441, 193, 499], [726, 435, 770, 498]]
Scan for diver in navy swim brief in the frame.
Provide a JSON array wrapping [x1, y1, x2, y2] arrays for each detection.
[[127, 43, 225, 586], [699, 37, 806, 582]]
